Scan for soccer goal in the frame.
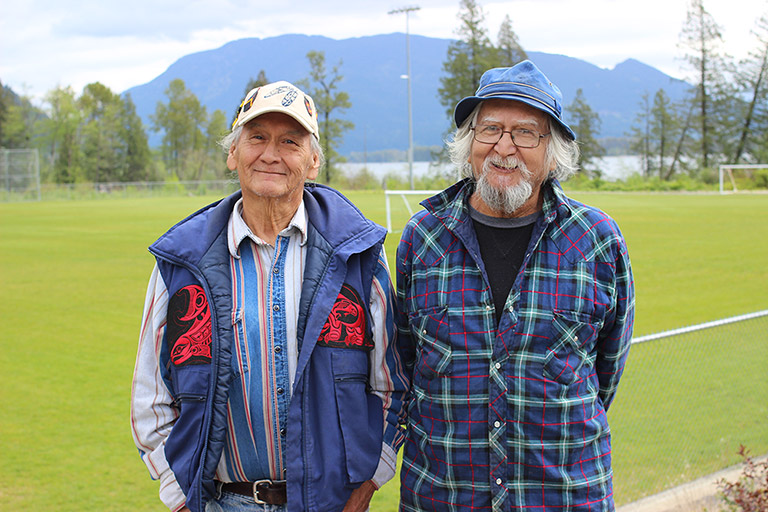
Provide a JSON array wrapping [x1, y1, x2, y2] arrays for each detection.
[[1, 148, 41, 201], [719, 164, 768, 194], [384, 189, 441, 233]]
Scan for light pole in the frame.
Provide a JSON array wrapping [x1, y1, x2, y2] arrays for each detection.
[[389, 5, 420, 190]]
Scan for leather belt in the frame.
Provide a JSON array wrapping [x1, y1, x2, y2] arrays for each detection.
[[220, 479, 287, 505]]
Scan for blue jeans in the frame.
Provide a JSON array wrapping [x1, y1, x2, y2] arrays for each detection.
[[204, 489, 286, 512]]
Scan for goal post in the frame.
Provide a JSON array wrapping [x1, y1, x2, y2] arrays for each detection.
[[719, 163, 768, 194], [1, 148, 41, 201], [384, 189, 441, 233]]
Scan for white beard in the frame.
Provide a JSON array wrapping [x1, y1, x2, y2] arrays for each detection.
[[475, 156, 534, 216]]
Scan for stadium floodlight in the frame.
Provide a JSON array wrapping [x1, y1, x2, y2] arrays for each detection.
[[388, 5, 420, 190]]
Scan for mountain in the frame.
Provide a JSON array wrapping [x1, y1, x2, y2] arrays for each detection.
[[124, 33, 691, 155]]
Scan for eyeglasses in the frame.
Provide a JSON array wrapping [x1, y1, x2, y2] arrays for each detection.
[[471, 124, 550, 148]]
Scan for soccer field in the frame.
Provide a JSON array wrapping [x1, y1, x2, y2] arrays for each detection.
[[1, 190, 766, 510]]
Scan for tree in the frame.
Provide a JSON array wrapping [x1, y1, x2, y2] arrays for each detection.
[[496, 14, 527, 66], [568, 88, 605, 178], [118, 94, 152, 182], [231, 70, 270, 128], [151, 79, 207, 180], [0, 83, 41, 149], [438, 0, 499, 120], [43, 86, 82, 183], [629, 92, 653, 177], [79, 82, 126, 182], [199, 108, 228, 180], [300, 51, 353, 183], [679, 0, 732, 168], [732, 14, 768, 163], [244, 70, 269, 94]]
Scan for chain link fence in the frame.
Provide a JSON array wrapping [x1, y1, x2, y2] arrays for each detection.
[[611, 310, 768, 505], [25, 179, 240, 201]]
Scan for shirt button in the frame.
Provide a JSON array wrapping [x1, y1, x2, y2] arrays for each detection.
[[422, 329, 427, 335], [486, 305, 492, 310], [494, 421, 501, 428], [508, 306, 514, 313], [280, 428, 286, 436], [273, 304, 280, 311], [495, 362, 501, 370], [496, 478, 502, 485], [273, 267, 279, 274], [274, 345, 282, 353], [277, 387, 284, 395]]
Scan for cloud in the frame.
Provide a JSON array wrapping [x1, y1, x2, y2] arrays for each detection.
[[2, 0, 766, 104]]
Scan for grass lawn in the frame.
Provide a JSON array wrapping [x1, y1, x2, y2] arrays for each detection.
[[1, 190, 766, 510]]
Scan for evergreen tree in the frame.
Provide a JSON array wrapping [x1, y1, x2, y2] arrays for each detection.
[[438, 0, 499, 121], [245, 70, 269, 93], [732, 14, 768, 163], [300, 51, 353, 184], [568, 89, 605, 178], [496, 14, 527, 66], [231, 70, 270, 128], [629, 92, 653, 177], [650, 89, 687, 180], [679, 0, 732, 168], [118, 93, 152, 182]]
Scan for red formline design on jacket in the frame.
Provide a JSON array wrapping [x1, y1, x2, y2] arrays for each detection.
[[168, 285, 212, 366], [318, 283, 373, 350]]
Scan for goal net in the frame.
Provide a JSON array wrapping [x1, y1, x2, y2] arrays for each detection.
[[384, 189, 441, 233], [0, 148, 41, 201], [719, 164, 768, 194]]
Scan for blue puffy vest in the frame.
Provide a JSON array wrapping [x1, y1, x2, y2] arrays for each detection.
[[149, 184, 387, 511]]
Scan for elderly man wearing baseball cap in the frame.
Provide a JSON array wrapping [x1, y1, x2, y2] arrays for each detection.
[[131, 81, 408, 512], [395, 61, 635, 511]]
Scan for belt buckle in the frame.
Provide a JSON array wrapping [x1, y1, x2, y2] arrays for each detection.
[[252, 479, 272, 505]]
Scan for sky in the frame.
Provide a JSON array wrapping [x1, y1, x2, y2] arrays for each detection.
[[1, 0, 766, 105]]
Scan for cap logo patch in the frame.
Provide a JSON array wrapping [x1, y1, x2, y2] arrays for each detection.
[[304, 96, 314, 118], [241, 89, 259, 114], [282, 89, 298, 107]]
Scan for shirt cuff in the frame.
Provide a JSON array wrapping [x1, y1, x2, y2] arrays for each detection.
[[370, 442, 398, 489], [158, 467, 187, 512]]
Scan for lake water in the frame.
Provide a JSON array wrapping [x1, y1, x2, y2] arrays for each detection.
[[339, 156, 642, 182]]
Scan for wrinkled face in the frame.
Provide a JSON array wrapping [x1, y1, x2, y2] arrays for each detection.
[[227, 112, 319, 206], [469, 99, 554, 217]]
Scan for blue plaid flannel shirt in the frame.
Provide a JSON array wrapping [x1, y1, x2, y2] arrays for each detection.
[[396, 178, 635, 512]]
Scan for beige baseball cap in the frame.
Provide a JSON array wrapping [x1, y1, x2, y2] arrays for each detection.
[[231, 81, 319, 140]]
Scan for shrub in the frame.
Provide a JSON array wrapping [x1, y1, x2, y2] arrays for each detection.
[[717, 445, 768, 512]]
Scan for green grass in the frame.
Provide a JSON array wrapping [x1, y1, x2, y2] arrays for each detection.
[[1, 190, 766, 511]]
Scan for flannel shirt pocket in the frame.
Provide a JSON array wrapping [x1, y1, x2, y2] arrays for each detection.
[[543, 310, 599, 385], [409, 305, 451, 381]]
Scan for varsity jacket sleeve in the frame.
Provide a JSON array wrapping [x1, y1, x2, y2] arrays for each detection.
[[595, 232, 635, 411], [367, 248, 410, 488], [130, 263, 187, 512]]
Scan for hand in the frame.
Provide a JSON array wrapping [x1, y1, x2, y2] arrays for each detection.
[[341, 480, 377, 512]]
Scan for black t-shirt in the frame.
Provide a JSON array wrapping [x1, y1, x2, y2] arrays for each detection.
[[469, 205, 539, 324]]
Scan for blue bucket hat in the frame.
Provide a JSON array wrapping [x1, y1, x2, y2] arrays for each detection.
[[453, 60, 576, 140]]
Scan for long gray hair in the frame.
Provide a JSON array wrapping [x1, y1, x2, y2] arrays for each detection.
[[446, 102, 580, 182]]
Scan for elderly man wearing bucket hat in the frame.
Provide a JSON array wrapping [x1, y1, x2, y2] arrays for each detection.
[[131, 80, 409, 512], [395, 60, 635, 511]]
